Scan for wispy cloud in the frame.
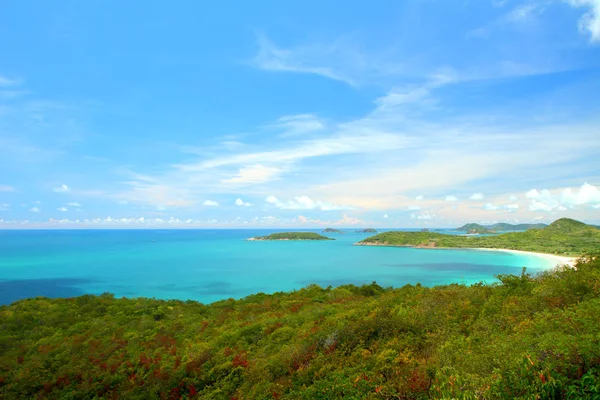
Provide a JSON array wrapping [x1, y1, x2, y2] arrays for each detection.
[[57, 207, 68, 212], [53, 184, 70, 192], [0, 185, 14, 192], [506, 3, 540, 22], [251, 33, 405, 87], [0, 75, 20, 86], [203, 200, 219, 206], [268, 114, 325, 137], [67, 202, 81, 207], [253, 34, 358, 86], [222, 164, 284, 184], [29, 206, 40, 213]]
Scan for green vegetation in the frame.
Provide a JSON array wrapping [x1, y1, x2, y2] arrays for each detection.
[[361, 218, 600, 256], [457, 223, 495, 234], [1, 257, 600, 399], [356, 228, 378, 233], [489, 222, 547, 231], [458, 223, 548, 233], [250, 232, 334, 241], [323, 228, 343, 233]]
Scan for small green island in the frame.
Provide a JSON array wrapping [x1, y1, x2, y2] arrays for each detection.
[[359, 218, 600, 256], [248, 232, 334, 241], [322, 228, 343, 233], [356, 228, 377, 233]]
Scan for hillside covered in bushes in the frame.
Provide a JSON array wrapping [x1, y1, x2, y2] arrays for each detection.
[[1, 256, 599, 399]]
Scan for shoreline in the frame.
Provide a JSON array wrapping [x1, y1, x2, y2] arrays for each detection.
[[355, 242, 578, 269]]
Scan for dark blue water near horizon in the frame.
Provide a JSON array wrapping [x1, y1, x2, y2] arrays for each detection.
[[0, 229, 552, 305]]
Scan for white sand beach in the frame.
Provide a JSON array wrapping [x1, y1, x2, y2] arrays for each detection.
[[471, 248, 578, 269]]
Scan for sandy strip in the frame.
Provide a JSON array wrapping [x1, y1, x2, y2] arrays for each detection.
[[470, 248, 578, 269]]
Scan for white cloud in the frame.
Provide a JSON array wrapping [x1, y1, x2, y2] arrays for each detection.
[[383, 214, 389, 218], [470, 192, 484, 200], [482, 202, 520, 212], [29, 207, 40, 213], [0, 185, 14, 192], [445, 195, 459, 202], [0, 203, 9, 211], [203, 200, 219, 207], [509, 195, 518, 201], [482, 202, 500, 210], [560, 182, 600, 207], [265, 195, 352, 210], [411, 211, 435, 220], [222, 164, 283, 184], [235, 198, 252, 206], [408, 205, 421, 211], [505, 203, 520, 212], [415, 195, 424, 200], [566, 0, 600, 42], [529, 199, 558, 212], [67, 202, 81, 207], [57, 207, 68, 212], [53, 184, 70, 193]]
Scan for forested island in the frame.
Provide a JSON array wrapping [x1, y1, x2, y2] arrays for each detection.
[[322, 228, 343, 233], [356, 228, 377, 233], [360, 218, 600, 256], [1, 256, 599, 398], [248, 232, 333, 241]]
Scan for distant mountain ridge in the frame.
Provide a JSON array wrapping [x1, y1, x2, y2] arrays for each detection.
[[457, 222, 547, 232]]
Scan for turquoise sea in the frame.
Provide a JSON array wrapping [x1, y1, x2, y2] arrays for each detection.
[[0, 229, 553, 305]]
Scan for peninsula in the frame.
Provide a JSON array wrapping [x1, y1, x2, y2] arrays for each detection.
[[248, 232, 334, 241], [358, 218, 599, 257]]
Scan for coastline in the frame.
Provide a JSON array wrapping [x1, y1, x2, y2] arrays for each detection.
[[355, 242, 578, 269], [469, 248, 577, 269]]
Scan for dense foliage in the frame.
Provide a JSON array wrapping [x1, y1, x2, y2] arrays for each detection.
[[1, 256, 600, 399], [361, 218, 600, 256], [251, 232, 333, 241]]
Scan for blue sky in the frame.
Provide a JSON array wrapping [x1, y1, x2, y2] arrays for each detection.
[[1, 0, 599, 228]]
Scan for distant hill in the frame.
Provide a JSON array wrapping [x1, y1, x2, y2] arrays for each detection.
[[456, 223, 495, 234], [322, 228, 343, 233], [488, 222, 547, 231], [249, 232, 333, 241], [361, 218, 600, 256], [457, 222, 547, 233], [356, 228, 377, 233]]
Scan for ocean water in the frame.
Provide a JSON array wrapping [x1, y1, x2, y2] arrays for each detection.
[[0, 229, 554, 305]]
